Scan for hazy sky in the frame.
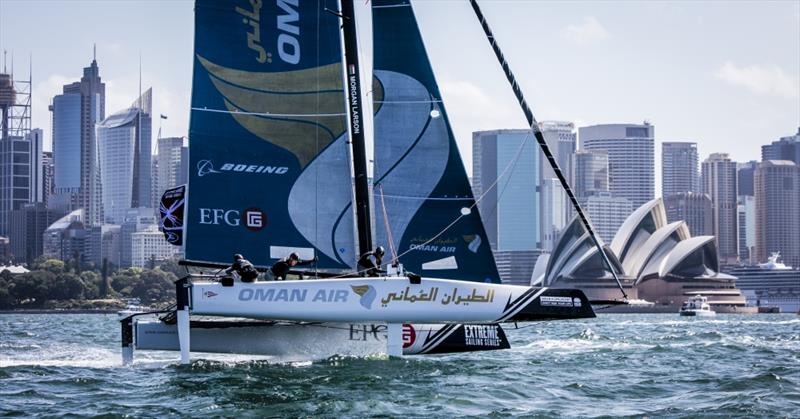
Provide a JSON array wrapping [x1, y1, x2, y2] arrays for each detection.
[[1, 0, 798, 189]]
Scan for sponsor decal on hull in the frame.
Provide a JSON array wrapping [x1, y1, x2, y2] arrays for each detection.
[[463, 324, 502, 347], [379, 286, 495, 307], [238, 288, 350, 303], [540, 296, 581, 307]]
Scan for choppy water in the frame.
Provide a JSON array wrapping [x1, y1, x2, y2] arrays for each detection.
[[1, 313, 798, 417]]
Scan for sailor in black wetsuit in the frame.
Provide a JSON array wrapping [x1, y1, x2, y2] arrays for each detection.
[[357, 246, 385, 277], [225, 254, 259, 283], [270, 252, 317, 280]]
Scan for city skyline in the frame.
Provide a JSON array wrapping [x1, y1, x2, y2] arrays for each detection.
[[0, 1, 798, 193]]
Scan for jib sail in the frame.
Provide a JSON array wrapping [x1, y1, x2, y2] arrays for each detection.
[[371, 0, 500, 283]]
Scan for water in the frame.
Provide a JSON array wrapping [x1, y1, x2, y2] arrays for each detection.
[[1, 314, 798, 417]]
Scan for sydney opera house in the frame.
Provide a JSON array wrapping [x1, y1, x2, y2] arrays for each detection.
[[532, 198, 754, 313]]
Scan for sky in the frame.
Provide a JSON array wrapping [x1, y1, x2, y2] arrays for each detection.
[[1, 0, 798, 191]]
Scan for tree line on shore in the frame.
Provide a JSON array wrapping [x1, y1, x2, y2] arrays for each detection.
[[0, 258, 187, 310]]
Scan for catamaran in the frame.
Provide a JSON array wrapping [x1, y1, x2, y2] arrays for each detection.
[[122, 0, 627, 364]]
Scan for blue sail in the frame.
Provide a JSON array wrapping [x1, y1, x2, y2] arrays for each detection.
[[372, 0, 500, 283], [186, 0, 355, 269]]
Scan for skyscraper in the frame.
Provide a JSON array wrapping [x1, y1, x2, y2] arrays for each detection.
[[662, 141, 699, 198], [664, 192, 712, 236], [96, 89, 153, 224], [27, 129, 44, 204], [579, 123, 655, 208], [573, 150, 608, 199], [761, 127, 800, 164], [9, 203, 64, 265], [737, 195, 755, 264], [702, 153, 739, 264], [538, 121, 576, 249], [50, 57, 105, 224], [583, 192, 633, 242], [42, 151, 54, 207], [473, 129, 541, 251], [156, 136, 188, 197], [737, 160, 758, 197], [0, 64, 40, 239], [754, 160, 800, 268]]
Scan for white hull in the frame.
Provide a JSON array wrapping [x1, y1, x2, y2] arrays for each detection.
[[679, 310, 716, 317], [187, 276, 592, 323], [121, 275, 592, 364], [124, 317, 509, 362]]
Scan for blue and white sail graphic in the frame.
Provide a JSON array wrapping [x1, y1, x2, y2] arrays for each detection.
[[186, 0, 355, 268], [372, 0, 500, 283]]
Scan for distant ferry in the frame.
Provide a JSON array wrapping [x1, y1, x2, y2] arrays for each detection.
[[679, 295, 716, 317], [724, 253, 800, 313]]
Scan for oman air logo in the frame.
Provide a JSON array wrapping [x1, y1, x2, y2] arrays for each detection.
[[351, 285, 376, 309]]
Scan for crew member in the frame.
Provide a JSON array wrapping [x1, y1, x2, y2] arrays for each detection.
[[225, 254, 259, 283], [357, 246, 385, 277], [270, 252, 317, 280]]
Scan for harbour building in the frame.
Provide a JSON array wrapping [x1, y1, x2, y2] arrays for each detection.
[[131, 225, 181, 268], [579, 123, 655, 208], [662, 142, 699, 198], [49, 57, 105, 224], [702, 153, 739, 264], [754, 160, 800, 268], [96, 89, 153, 224], [535, 198, 751, 313]]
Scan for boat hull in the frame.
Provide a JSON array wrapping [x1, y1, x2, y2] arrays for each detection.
[[186, 276, 595, 323], [128, 318, 510, 360], [679, 310, 716, 317]]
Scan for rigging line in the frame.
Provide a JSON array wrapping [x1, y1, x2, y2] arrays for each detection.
[[469, 0, 627, 300], [378, 185, 398, 261], [374, 100, 443, 104], [378, 195, 474, 201], [191, 107, 347, 117]]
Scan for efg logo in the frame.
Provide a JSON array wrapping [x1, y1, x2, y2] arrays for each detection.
[[199, 207, 266, 232], [244, 207, 266, 231], [196, 160, 289, 177]]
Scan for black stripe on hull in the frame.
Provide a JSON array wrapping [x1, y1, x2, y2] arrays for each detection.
[[420, 324, 510, 354], [506, 288, 596, 322]]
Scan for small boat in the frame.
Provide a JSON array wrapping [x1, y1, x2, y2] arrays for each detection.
[[679, 295, 716, 317], [117, 298, 147, 318]]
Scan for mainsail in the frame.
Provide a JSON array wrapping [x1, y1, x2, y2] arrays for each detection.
[[371, 0, 500, 283], [186, 0, 356, 268]]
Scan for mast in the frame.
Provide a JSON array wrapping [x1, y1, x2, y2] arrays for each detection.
[[339, 0, 373, 257], [469, 0, 628, 299]]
